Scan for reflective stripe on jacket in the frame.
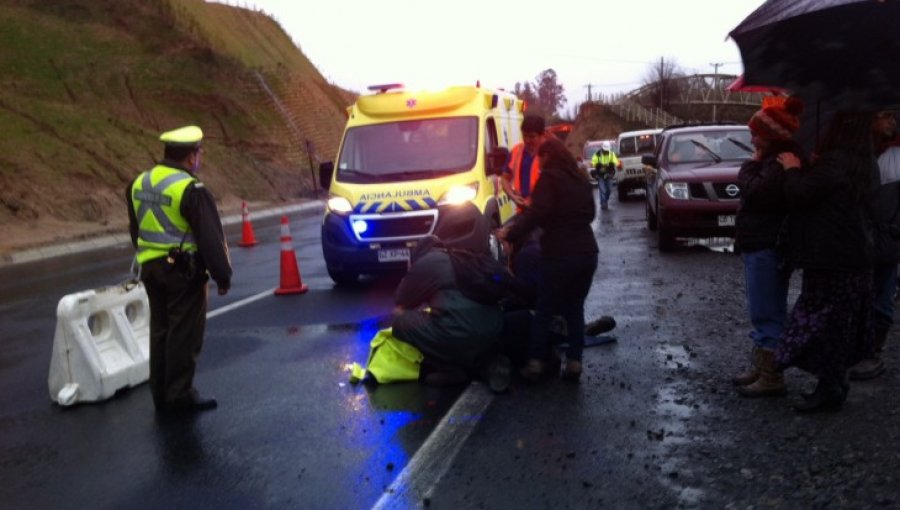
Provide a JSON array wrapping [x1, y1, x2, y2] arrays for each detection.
[[508, 142, 542, 205], [130, 164, 197, 264]]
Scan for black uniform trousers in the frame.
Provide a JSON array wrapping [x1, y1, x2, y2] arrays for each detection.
[[141, 258, 208, 409]]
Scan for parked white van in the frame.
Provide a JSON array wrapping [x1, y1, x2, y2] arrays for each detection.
[[616, 128, 662, 201]]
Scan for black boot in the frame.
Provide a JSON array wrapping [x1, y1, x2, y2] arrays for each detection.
[[794, 377, 846, 413]]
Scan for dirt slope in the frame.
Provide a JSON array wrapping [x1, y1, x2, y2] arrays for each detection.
[[0, 0, 353, 255]]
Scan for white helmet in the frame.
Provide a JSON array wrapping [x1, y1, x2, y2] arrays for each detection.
[[601, 141, 611, 151]]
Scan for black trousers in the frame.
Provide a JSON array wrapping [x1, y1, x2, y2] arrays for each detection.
[[141, 259, 208, 408]]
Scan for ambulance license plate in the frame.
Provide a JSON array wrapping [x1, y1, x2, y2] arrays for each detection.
[[378, 248, 410, 262], [718, 215, 736, 227]]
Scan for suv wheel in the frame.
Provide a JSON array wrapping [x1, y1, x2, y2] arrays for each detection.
[[618, 184, 628, 202], [646, 199, 658, 231], [658, 226, 676, 252]]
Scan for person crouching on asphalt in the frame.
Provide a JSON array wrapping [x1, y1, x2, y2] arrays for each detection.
[[126, 126, 232, 414], [775, 112, 878, 413], [498, 137, 598, 382], [732, 97, 805, 398], [391, 203, 511, 392], [591, 141, 619, 211]]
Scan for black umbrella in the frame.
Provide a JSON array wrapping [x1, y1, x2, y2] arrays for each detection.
[[729, 0, 900, 109]]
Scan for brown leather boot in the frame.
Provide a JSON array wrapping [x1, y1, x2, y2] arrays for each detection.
[[732, 347, 761, 386], [737, 349, 786, 397]]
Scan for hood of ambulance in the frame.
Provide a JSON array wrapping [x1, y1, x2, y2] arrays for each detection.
[[329, 175, 476, 215]]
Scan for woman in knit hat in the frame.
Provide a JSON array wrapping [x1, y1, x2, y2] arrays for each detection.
[[732, 96, 806, 398]]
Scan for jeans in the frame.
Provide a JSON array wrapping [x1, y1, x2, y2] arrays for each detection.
[[598, 177, 612, 207], [529, 253, 598, 362], [871, 262, 898, 336], [742, 249, 790, 351]]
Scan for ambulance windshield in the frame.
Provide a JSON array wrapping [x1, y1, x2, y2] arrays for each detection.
[[336, 116, 478, 183]]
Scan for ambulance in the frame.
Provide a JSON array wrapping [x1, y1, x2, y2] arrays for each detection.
[[318, 83, 523, 285]]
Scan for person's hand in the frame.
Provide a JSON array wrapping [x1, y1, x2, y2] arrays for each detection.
[[777, 152, 801, 170]]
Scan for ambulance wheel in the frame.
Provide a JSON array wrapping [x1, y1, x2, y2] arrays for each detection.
[[328, 267, 359, 286], [489, 218, 507, 265]]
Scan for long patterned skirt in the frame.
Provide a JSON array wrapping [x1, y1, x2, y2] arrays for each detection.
[[775, 269, 874, 380]]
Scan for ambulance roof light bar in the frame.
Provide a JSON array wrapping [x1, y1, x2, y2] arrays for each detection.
[[367, 83, 405, 93]]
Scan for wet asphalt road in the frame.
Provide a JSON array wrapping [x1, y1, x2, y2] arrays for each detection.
[[2, 192, 900, 509]]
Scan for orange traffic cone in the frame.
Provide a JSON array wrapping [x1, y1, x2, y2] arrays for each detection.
[[274, 215, 308, 295], [238, 201, 258, 247]]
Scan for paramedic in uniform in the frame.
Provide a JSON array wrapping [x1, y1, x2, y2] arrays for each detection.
[[501, 115, 545, 211], [126, 125, 232, 413]]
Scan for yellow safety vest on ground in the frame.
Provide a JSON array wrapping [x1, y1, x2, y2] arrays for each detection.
[[130, 164, 198, 264]]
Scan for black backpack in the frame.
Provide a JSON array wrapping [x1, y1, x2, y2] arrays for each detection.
[[445, 248, 522, 306]]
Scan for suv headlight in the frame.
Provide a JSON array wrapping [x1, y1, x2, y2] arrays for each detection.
[[327, 196, 353, 214], [438, 183, 478, 205], [664, 182, 690, 200]]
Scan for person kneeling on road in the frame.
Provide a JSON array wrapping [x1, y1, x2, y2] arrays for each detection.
[[391, 203, 519, 393]]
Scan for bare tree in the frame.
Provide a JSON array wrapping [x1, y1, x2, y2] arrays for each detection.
[[642, 57, 685, 110], [515, 69, 566, 118]]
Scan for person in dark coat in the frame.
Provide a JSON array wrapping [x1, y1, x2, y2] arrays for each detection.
[[498, 137, 598, 382], [849, 110, 900, 380], [732, 97, 805, 398], [775, 111, 879, 413], [392, 203, 507, 388]]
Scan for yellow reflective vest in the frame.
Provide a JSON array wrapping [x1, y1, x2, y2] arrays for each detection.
[[130, 164, 198, 264]]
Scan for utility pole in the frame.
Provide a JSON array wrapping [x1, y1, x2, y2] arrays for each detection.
[[586, 83, 593, 102], [710, 62, 723, 121]]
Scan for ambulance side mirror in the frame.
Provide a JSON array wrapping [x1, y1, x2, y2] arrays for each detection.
[[319, 162, 334, 190], [487, 147, 509, 176]]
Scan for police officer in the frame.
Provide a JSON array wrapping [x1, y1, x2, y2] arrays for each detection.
[[126, 125, 232, 413], [591, 141, 619, 211]]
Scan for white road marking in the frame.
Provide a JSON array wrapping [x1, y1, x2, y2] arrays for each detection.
[[371, 383, 495, 510], [206, 288, 276, 319]]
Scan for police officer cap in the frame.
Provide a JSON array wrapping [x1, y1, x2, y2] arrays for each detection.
[[160, 125, 203, 147]]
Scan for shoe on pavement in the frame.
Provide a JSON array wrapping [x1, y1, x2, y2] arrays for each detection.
[[519, 359, 544, 383], [561, 360, 582, 382], [424, 367, 469, 386], [848, 357, 885, 381], [168, 390, 218, 413], [487, 355, 512, 394], [585, 316, 616, 336]]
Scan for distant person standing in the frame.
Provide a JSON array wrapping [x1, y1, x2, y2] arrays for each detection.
[[126, 125, 232, 414], [591, 141, 619, 210], [501, 115, 545, 212]]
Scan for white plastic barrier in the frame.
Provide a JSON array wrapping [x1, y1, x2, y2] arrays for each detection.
[[48, 282, 150, 406]]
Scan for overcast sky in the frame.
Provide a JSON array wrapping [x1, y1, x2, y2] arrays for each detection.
[[214, 0, 766, 115]]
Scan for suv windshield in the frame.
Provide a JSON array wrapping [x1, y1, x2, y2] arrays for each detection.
[[666, 129, 753, 164], [337, 117, 478, 183]]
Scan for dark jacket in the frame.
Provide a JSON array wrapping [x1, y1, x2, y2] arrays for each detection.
[[505, 165, 598, 259], [780, 148, 878, 272], [126, 160, 232, 290], [734, 140, 803, 253], [872, 147, 900, 265]]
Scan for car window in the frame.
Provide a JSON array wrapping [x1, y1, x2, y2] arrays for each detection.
[[666, 129, 752, 163]]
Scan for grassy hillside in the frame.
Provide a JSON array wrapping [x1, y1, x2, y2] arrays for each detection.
[[0, 0, 353, 251]]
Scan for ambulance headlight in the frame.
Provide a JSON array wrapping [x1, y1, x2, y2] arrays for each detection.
[[327, 196, 353, 214], [438, 183, 478, 205]]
